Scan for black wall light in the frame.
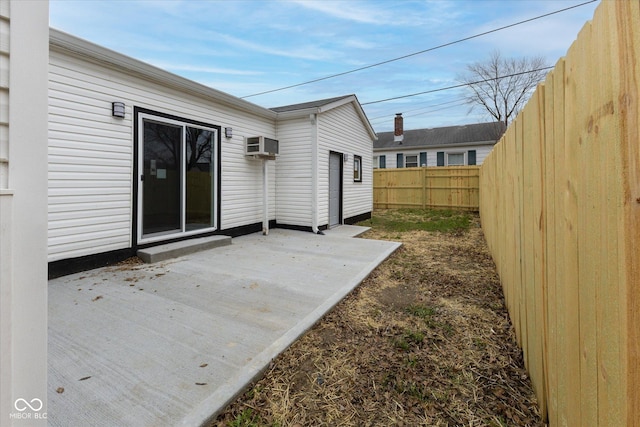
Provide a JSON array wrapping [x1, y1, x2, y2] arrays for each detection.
[[112, 102, 125, 118], [224, 127, 233, 138]]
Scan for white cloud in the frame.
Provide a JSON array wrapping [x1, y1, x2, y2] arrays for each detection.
[[216, 33, 338, 61], [342, 38, 379, 50], [290, 0, 389, 24], [145, 61, 263, 76]]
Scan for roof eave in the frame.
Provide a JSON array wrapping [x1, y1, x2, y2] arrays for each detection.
[[373, 139, 498, 151], [275, 107, 321, 119], [276, 95, 377, 141], [49, 28, 277, 120]]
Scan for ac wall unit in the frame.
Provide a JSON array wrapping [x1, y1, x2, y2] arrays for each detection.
[[245, 136, 279, 157]]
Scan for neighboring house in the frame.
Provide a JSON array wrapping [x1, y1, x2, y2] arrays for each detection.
[[373, 113, 505, 168], [48, 29, 375, 276]]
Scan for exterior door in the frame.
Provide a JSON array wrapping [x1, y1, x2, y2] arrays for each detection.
[[329, 152, 342, 227], [138, 112, 218, 244]]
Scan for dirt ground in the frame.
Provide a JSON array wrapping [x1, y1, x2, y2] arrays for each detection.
[[213, 211, 543, 427]]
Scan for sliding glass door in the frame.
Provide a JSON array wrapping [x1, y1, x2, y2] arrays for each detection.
[[185, 126, 215, 231], [142, 120, 182, 236], [138, 112, 218, 244]]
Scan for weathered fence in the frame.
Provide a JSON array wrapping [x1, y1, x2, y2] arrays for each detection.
[[373, 166, 479, 210], [479, 1, 639, 426]]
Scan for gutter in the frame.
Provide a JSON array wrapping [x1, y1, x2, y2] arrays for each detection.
[[262, 159, 269, 235], [310, 113, 320, 234]]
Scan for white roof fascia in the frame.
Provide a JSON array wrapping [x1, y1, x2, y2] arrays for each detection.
[[322, 95, 377, 141], [275, 107, 321, 120], [316, 95, 356, 113], [373, 139, 498, 152], [277, 95, 377, 141], [49, 28, 277, 120]]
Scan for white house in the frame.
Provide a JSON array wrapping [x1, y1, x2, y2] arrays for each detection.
[[373, 113, 504, 169], [1, 1, 49, 423], [47, 29, 375, 277], [273, 96, 375, 231], [0, 7, 374, 420]]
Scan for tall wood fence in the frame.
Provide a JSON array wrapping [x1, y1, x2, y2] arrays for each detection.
[[373, 166, 479, 210], [479, 2, 639, 426]]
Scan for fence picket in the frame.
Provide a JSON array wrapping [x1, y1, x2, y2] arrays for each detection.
[[373, 166, 479, 210], [479, 1, 639, 425]]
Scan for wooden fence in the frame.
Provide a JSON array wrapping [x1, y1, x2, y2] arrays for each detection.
[[373, 166, 479, 210], [479, 1, 639, 426]]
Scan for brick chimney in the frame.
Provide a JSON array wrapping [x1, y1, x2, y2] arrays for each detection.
[[394, 113, 403, 143]]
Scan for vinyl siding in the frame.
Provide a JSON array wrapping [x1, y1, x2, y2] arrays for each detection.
[[317, 103, 373, 226], [275, 116, 312, 227], [48, 48, 276, 261], [377, 144, 494, 168], [0, 2, 8, 189]]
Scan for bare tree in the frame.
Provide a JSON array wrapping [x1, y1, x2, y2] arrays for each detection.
[[459, 50, 549, 127]]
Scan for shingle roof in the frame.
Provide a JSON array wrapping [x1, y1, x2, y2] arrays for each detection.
[[270, 95, 355, 112], [374, 121, 505, 150]]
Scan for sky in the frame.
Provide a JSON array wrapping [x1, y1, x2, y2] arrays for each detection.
[[49, 0, 600, 133]]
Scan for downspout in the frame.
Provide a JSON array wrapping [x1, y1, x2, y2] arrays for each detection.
[[262, 158, 269, 235], [310, 113, 322, 234]]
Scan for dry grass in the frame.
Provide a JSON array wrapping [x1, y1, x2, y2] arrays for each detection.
[[213, 210, 543, 427]]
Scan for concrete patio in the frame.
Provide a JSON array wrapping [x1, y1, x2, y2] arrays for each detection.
[[48, 226, 401, 426]]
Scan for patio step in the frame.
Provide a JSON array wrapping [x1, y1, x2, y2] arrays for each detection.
[[137, 235, 232, 263]]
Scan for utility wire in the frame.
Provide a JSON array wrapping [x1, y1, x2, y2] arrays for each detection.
[[404, 101, 469, 118], [369, 98, 466, 122], [241, 0, 596, 99], [360, 66, 554, 105]]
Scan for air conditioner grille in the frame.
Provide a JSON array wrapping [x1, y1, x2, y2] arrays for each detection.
[[245, 136, 279, 157]]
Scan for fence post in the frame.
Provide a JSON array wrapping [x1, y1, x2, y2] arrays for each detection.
[[422, 167, 427, 209]]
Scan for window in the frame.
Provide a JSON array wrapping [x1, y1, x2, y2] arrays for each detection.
[[405, 154, 418, 168], [353, 155, 362, 182], [447, 152, 465, 166], [468, 150, 477, 165], [373, 155, 387, 169]]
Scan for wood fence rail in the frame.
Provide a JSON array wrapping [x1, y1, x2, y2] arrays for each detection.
[[479, 1, 639, 426], [373, 166, 479, 211]]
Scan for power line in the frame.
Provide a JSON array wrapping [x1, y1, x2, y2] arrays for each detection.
[[368, 98, 467, 122], [361, 66, 553, 105], [370, 104, 468, 129], [404, 101, 469, 119], [241, 0, 596, 99]]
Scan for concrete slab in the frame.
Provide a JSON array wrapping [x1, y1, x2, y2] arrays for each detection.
[[48, 228, 401, 426], [137, 235, 232, 263], [322, 224, 371, 238]]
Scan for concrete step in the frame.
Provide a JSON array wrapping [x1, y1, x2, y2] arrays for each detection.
[[137, 235, 232, 263]]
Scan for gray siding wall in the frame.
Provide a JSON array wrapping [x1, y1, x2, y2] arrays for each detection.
[[275, 116, 312, 227], [317, 103, 373, 226], [48, 48, 276, 261]]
